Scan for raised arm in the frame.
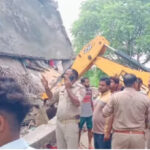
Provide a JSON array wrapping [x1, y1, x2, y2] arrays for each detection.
[[66, 88, 80, 107], [65, 76, 86, 107], [41, 75, 53, 99]]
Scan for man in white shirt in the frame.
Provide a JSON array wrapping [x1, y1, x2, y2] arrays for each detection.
[[0, 77, 32, 149], [1, 138, 30, 149]]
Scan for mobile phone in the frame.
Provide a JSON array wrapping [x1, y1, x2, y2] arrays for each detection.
[[69, 75, 75, 81]]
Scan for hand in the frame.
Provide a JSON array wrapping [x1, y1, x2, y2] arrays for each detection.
[[64, 78, 72, 89], [104, 133, 110, 141], [41, 75, 49, 88], [64, 75, 72, 89]]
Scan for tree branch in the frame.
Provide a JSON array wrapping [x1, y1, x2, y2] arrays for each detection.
[[142, 54, 150, 65]]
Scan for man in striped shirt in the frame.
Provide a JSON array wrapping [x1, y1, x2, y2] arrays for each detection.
[[79, 77, 93, 149]]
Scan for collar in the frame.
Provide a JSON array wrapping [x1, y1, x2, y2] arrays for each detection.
[[99, 90, 111, 103], [124, 87, 136, 92], [100, 90, 111, 98], [0, 138, 30, 149]]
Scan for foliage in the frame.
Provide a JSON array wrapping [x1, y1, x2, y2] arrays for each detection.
[[72, 0, 150, 62], [71, 0, 150, 86], [84, 67, 107, 87]]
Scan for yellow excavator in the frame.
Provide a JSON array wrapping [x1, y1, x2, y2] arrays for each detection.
[[71, 36, 150, 96], [42, 36, 150, 99]]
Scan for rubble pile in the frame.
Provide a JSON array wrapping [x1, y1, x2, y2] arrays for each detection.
[[0, 0, 73, 147], [0, 58, 61, 137], [0, 65, 42, 97]]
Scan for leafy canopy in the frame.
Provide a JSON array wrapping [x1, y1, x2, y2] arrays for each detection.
[[71, 0, 150, 86], [72, 0, 150, 64]]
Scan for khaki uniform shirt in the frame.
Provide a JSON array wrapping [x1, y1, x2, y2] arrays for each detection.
[[51, 82, 86, 120], [93, 90, 111, 134], [103, 88, 150, 131]]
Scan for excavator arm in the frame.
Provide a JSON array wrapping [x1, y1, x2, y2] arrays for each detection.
[[94, 57, 150, 94]]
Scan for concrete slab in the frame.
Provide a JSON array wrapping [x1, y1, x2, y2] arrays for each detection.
[[23, 117, 56, 149]]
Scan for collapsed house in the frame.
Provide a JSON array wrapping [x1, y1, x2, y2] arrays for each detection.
[[0, 0, 73, 147]]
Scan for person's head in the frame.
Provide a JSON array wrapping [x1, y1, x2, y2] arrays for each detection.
[[110, 76, 119, 92], [123, 74, 137, 88], [134, 77, 143, 91], [99, 77, 110, 94], [81, 77, 89, 88], [64, 69, 78, 83], [0, 77, 32, 146]]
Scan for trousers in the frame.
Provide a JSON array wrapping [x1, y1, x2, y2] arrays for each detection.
[[112, 132, 145, 149], [56, 119, 79, 149], [93, 133, 111, 149]]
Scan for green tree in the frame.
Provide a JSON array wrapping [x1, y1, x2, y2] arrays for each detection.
[[84, 67, 107, 87], [72, 0, 150, 63], [71, 0, 150, 85]]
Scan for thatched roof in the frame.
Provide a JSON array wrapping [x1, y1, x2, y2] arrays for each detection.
[[0, 0, 73, 60]]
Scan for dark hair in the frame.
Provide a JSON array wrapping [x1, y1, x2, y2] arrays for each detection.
[[110, 76, 119, 84], [71, 69, 78, 80], [100, 77, 110, 86], [81, 77, 88, 84], [123, 74, 137, 87], [120, 86, 124, 91], [0, 77, 32, 131], [136, 77, 143, 84]]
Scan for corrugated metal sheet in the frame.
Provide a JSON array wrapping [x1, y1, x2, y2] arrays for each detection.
[[0, 0, 73, 60]]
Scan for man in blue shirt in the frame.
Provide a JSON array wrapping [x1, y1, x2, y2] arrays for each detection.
[[0, 77, 32, 149]]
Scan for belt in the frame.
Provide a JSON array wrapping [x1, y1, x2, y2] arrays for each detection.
[[114, 130, 145, 135], [57, 115, 80, 124], [58, 119, 79, 124]]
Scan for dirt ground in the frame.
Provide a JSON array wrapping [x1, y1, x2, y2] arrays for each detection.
[[80, 130, 94, 149]]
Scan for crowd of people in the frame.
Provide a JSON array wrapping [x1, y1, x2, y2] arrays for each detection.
[[0, 68, 150, 149], [41, 68, 150, 149]]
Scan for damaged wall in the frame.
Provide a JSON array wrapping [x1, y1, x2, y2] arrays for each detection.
[[0, 0, 73, 146], [0, 57, 60, 130], [0, 0, 73, 60], [0, 57, 43, 98]]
